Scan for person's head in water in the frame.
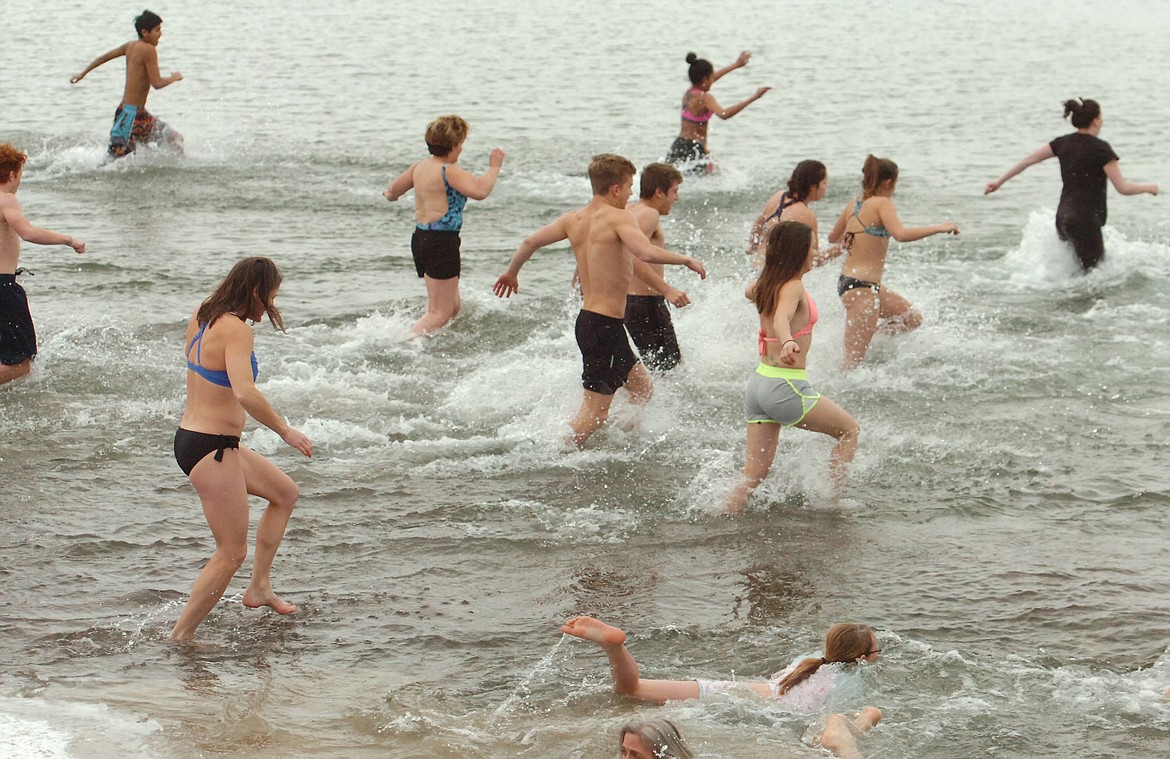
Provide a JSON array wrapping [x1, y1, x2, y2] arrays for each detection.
[[861, 154, 899, 198], [787, 160, 828, 203], [589, 153, 637, 198], [639, 162, 684, 212], [198, 257, 286, 331], [0, 143, 29, 186], [425, 115, 470, 158], [684, 52, 714, 87], [753, 220, 815, 318], [619, 719, 694, 759], [1063, 98, 1101, 130], [775, 623, 880, 696], [134, 10, 163, 38]]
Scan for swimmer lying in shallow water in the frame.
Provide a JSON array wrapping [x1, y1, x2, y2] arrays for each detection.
[[563, 615, 883, 759]]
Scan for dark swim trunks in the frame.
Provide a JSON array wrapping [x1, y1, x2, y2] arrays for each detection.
[[0, 275, 37, 365], [665, 138, 711, 174], [411, 228, 461, 280], [108, 104, 173, 158], [173, 427, 241, 476], [624, 294, 681, 371], [575, 309, 638, 395]]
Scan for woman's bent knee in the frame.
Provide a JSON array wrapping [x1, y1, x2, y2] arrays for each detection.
[[275, 482, 300, 510], [221, 545, 249, 569]]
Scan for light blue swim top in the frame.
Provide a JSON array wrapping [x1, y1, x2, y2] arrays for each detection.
[[416, 165, 467, 232], [186, 321, 258, 388], [850, 199, 890, 238]]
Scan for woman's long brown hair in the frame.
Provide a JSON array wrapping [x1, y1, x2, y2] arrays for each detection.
[[196, 257, 285, 331], [753, 221, 813, 319]]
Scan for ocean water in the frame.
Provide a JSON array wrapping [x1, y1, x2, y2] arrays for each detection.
[[4, 0, 1170, 756]]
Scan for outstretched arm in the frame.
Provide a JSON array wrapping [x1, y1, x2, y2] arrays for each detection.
[[224, 324, 312, 458], [632, 259, 689, 307], [705, 88, 770, 121], [383, 163, 418, 202], [811, 243, 845, 268], [1104, 161, 1159, 196], [140, 45, 182, 89], [444, 148, 506, 200], [70, 43, 129, 83], [985, 144, 1054, 194], [493, 215, 571, 297], [710, 50, 752, 83], [747, 192, 782, 253], [0, 197, 86, 253], [877, 200, 959, 243], [827, 200, 852, 244], [615, 215, 706, 278]]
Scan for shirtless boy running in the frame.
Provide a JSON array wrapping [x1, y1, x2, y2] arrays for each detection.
[[625, 162, 689, 371], [493, 154, 706, 447], [71, 9, 185, 159], [0, 144, 87, 386]]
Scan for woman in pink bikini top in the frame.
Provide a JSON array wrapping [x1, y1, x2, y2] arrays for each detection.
[[665, 50, 770, 170]]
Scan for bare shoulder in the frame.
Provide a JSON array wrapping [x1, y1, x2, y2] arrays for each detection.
[[779, 277, 807, 301], [629, 202, 656, 221], [207, 314, 253, 344], [604, 204, 636, 224], [561, 207, 587, 232], [129, 40, 157, 61], [786, 203, 816, 226]]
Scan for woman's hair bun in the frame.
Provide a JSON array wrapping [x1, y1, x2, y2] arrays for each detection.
[[685, 52, 698, 64]]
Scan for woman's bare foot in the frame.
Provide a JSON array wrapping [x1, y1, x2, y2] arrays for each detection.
[[242, 588, 296, 615], [560, 616, 626, 648]]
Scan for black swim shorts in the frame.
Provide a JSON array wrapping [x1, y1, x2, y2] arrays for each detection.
[[575, 309, 638, 396], [411, 228, 462, 280], [0, 275, 37, 365], [624, 294, 681, 371], [665, 138, 711, 174]]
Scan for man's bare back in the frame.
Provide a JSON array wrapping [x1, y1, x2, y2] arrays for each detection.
[[120, 40, 161, 108]]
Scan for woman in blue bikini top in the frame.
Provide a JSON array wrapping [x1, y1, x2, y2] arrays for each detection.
[[170, 256, 313, 642], [827, 155, 959, 369]]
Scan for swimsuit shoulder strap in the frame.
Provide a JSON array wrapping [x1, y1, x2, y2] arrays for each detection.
[[186, 322, 209, 365], [767, 193, 790, 222]]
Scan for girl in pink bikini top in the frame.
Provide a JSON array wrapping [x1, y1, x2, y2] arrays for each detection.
[[759, 290, 816, 356]]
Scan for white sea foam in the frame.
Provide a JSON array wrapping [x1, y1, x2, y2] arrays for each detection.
[[0, 696, 161, 759]]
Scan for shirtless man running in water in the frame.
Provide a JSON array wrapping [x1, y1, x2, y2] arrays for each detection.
[[0, 144, 87, 386], [71, 9, 185, 159], [493, 154, 706, 447]]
